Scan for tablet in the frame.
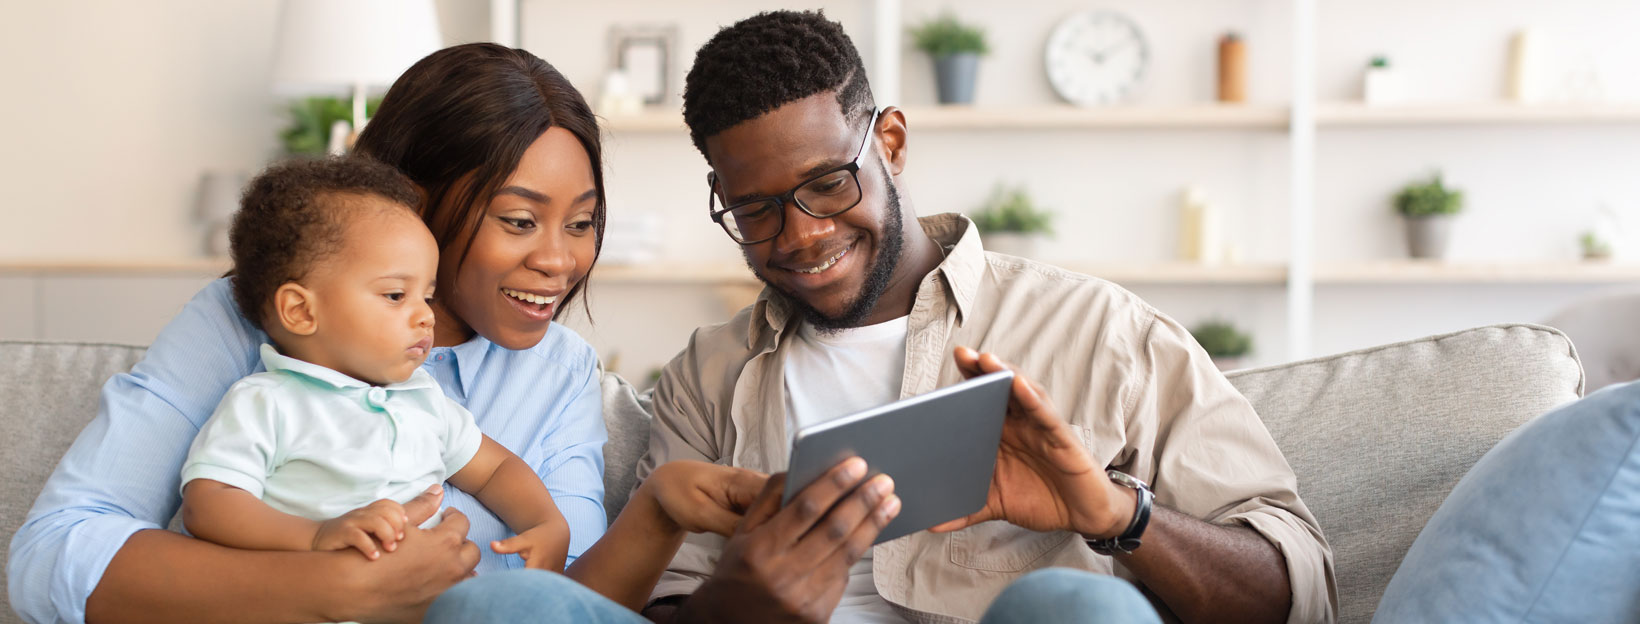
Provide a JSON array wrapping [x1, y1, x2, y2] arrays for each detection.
[[782, 369, 1014, 545]]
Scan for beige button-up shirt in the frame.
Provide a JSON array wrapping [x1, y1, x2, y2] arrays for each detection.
[[638, 214, 1337, 623]]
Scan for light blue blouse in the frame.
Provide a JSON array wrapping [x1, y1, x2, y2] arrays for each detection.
[[8, 278, 608, 624]]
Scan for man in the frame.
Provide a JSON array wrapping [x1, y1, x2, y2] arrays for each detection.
[[638, 10, 1336, 624]]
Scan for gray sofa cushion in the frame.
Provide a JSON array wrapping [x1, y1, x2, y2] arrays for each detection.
[[1227, 323, 1583, 624], [0, 342, 146, 624]]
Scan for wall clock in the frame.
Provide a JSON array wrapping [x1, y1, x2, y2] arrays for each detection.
[[1044, 10, 1150, 106]]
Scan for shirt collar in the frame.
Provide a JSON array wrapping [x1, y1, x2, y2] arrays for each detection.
[[745, 212, 984, 350], [440, 332, 494, 397], [258, 343, 441, 393]]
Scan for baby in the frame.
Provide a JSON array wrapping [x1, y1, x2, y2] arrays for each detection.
[[180, 157, 568, 570]]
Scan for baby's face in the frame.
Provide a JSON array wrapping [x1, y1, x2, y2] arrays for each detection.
[[302, 200, 440, 385]]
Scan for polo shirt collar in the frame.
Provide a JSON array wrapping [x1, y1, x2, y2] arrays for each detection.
[[258, 343, 441, 393]]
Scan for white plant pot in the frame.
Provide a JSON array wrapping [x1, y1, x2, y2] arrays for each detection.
[[981, 232, 1044, 258]]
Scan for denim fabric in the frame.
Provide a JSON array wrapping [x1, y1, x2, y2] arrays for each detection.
[[978, 568, 1162, 624], [424, 569, 647, 624]]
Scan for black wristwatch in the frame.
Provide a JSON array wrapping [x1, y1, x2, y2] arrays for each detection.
[[1085, 470, 1153, 556]]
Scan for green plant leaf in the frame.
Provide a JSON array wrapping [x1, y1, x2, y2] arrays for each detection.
[[1393, 172, 1464, 217], [908, 12, 989, 57], [1190, 320, 1252, 358], [968, 184, 1053, 234]]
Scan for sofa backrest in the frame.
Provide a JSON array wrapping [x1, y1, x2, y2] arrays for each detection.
[[0, 325, 1584, 624], [0, 342, 146, 624], [1226, 323, 1583, 624]]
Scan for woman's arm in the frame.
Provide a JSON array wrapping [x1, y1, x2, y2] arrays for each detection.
[[91, 488, 479, 624]]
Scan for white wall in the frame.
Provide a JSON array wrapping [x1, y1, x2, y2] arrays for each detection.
[[0, 0, 491, 262], [3, 1, 1637, 382]]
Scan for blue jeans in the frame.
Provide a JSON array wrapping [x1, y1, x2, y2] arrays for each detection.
[[978, 568, 1163, 624], [426, 567, 1159, 624], [424, 569, 646, 624]]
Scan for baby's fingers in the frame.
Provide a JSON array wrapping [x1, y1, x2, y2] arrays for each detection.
[[490, 536, 526, 556], [346, 529, 381, 561], [363, 515, 400, 552]]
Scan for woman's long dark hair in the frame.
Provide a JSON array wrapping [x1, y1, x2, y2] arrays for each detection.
[[355, 43, 604, 322]]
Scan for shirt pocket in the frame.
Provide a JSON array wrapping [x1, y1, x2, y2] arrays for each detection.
[[947, 521, 1076, 572], [944, 422, 1098, 573]]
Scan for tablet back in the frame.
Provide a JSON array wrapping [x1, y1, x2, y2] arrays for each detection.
[[783, 370, 1014, 544]]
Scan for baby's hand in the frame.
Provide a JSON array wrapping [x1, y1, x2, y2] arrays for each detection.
[[313, 499, 410, 561], [491, 521, 569, 571]]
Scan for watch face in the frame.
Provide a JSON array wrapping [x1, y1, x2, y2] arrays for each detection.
[[1044, 10, 1150, 107]]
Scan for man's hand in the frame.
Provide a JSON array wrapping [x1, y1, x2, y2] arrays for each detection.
[[491, 520, 570, 571], [333, 484, 482, 623], [313, 498, 410, 560], [929, 347, 1136, 539], [646, 460, 770, 536], [674, 459, 900, 624]]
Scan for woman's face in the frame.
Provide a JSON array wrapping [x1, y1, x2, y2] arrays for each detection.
[[432, 127, 599, 349]]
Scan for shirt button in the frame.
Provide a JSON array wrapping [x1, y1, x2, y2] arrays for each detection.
[[436, 354, 445, 361], [366, 387, 388, 407]]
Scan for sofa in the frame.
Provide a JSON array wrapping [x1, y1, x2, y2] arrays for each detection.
[[1, 323, 1583, 624]]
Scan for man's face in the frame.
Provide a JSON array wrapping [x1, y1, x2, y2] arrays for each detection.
[[705, 94, 904, 329]]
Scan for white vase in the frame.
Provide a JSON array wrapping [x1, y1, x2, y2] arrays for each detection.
[[981, 232, 1043, 258]]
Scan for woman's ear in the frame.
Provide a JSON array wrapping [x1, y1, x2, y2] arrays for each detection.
[[273, 283, 319, 336], [878, 106, 908, 176]]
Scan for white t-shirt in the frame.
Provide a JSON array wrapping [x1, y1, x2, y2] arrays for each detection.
[[783, 316, 912, 624]]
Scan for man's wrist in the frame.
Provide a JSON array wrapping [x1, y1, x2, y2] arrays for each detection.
[[1081, 480, 1140, 539]]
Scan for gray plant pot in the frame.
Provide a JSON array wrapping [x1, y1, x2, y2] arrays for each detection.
[[1404, 214, 1455, 259], [981, 232, 1043, 258], [933, 53, 980, 105]]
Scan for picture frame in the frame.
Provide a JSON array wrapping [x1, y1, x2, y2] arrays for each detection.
[[609, 24, 677, 107]]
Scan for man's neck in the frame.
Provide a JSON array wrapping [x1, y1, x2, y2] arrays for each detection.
[[857, 218, 944, 326]]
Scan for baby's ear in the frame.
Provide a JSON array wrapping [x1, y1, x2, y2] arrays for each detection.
[[273, 282, 319, 336]]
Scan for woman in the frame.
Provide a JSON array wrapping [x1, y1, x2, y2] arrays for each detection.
[[7, 44, 787, 623]]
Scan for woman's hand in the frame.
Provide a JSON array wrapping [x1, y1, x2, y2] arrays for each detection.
[[929, 347, 1136, 539], [644, 460, 769, 536]]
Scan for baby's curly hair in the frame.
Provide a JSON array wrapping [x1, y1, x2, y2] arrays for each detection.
[[683, 10, 874, 161], [229, 156, 421, 331]]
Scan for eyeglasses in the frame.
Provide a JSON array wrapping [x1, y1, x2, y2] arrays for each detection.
[[707, 109, 880, 245]]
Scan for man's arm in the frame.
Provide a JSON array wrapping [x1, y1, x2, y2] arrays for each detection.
[[935, 347, 1315, 624], [1115, 506, 1292, 623]]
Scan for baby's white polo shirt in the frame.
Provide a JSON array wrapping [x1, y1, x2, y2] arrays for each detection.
[[181, 344, 484, 524]]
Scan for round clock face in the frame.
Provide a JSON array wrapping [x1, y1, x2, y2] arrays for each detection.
[[1044, 10, 1150, 107]]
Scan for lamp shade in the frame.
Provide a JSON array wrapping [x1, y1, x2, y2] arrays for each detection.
[[272, 0, 442, 96]]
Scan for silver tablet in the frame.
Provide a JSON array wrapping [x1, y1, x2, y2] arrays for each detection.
[[782, 370, 1014, 545]]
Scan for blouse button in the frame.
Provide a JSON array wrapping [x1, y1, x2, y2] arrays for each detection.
[[366, 387, 389, 407]]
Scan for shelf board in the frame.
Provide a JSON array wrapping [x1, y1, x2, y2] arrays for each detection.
[[601, 104, 1291, 134], [1315, 260, 1640, 284], [900, 105, 1290, 130], [595, 261, 1287, 286], [0, 258, 231, 275], [1316, 102, 1640, 127], [1071, 263, 1289, 285]]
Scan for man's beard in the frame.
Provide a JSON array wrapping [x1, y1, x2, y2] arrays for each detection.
[[748, 167, 906, 334]]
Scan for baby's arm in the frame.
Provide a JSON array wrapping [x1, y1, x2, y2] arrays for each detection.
[[448, 435, 570, 571], [182, 480, 409, 560]]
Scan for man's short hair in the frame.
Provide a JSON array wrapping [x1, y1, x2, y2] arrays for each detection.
[[683, 10, 875, 160], [229, 156, 422, 331]]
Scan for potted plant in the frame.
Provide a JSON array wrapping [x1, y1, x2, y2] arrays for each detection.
[[1580, 231, 1613, 261], [970, 184, 1053, 258], [1393, 173, 1464, 260], [280, 96, 381, 156], [1190, 320, 1253, 371], [909, 12, 988, 105]]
